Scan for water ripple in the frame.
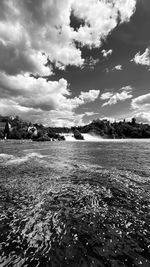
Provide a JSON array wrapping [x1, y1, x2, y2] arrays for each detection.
[[0, 141, 150, 266]]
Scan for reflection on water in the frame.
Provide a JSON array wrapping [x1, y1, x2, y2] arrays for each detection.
[[0, 140, 150, 267]]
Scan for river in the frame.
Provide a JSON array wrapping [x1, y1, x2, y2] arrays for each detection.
[[0, 140, 150, 266]]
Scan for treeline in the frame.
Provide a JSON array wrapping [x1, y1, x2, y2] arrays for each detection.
[[0, 116, 66, 141], [0, 115, 150, 140], [77, 118, 150, 138]]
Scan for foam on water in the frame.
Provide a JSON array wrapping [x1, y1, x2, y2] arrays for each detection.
[[0, 152, 45, 165], [63, 133, 103, 141], [82, 133, 103, 141], [63, 133, 76, 141]]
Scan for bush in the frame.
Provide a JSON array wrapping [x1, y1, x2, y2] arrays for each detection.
[[33, 134, 51, 142], [9, 128, 22, 139]]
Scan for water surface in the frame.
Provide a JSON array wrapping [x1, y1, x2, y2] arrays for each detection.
[[0, 140, 150, 266]]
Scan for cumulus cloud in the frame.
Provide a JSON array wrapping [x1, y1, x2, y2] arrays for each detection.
[[113, 64, 123, 71], [129, 93, 150, 124], [134, 112, 150, 124], [0, 73, 100, 112], [101, 86, 133, 106], [99, 116, 116, 123], [100, 92, 113, 100], [66, 90, 100, 110], [131, 48, 150, 67], [0, 73, 70, 111], [0, 0, 137, 125], [102, 49, 113, 58], [0, 72, 100, 125], [131, 93, 150, 110], [38, 110, 85, 127], [0, 0, 137, 74], [119, 85, 133, 92]]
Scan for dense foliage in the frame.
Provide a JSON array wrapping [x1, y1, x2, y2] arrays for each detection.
[[0, 115, 150, 140], [77, 118, 150, 139]]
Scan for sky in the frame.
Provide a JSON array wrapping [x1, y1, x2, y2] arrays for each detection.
[[0, 0, 150, 127]]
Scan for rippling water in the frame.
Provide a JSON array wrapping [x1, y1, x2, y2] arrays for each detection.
[[0, 140, 150, 267]]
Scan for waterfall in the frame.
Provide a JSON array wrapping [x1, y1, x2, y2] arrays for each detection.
[[63, 133, 103, 141], [82, 133, 103, 141]]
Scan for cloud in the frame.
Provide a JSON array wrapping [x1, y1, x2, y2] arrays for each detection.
[[72, 0, 136, 48], [131, 48, 150, 67], [78, 90, 100, 103], [131, 93, 150, 110], [102, 49, 113, 58], [83, 56, 99, 70], [0, 0, 137, 74], [99, 116, 116, 123], [106, 64, 123, 73], [119, 85, 133, 91], [0, 72, 100, 112], [113, 64, 123, 70], [134, 112, 150, 124], [39, 110, 85, 127], [67, 90, 100, 110], [101, 87, 133, 106], [0, 0, 137, 125], [85, 112, 99, 116], [0, 72, 100, 125], [130, 93, 150, 124], [0, 73, 70, 110], [0, 41, 53, 76], [100, 92, 113, 100]]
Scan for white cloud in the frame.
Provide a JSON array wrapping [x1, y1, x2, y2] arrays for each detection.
[[0, 73, 100, 112], [0, 73, 70, 110], [0, 72, 100, 125], [78, 90, 100, 103], [102, 49, 113, 58], [119, 86, 132, 91], [113, 64, 123, 70], [131, 93, 150, 110], [0, 0, 137, 125], [38, 110, 85, 127], [130, 93, 150, 124], [114, 0, 136, 23], [99, 116, 116, 123], [0, 0, 137, 74], [85, 112, 99, 116], [72, 0, 136, 48], [66, 90, 100, 110], [134, 112, 150, 124], [101, 87, 133, 106], [100, 92, 113, 100], [131, 48, 150, 67]]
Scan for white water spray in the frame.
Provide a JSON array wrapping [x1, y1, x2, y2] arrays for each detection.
[[82, 133, 103, 141], [63, 133, 103, 141]]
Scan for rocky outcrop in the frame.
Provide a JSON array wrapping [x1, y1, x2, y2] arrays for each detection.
[[73, 129, 84, 140], [33, 134, 51, 142]]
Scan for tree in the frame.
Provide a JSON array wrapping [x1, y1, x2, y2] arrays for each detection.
[[9, 128, 22, 139], [4, 122, 10, 138], [0, 130, 4, 139], [131, 118, 136, 125]]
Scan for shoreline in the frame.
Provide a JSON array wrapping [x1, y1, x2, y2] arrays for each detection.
[[1, 138, 150, 143]]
